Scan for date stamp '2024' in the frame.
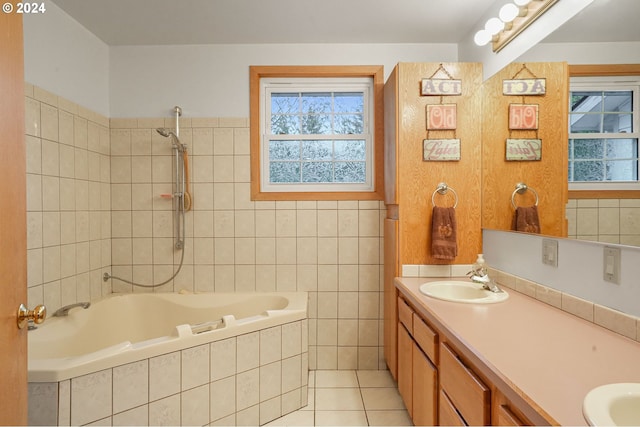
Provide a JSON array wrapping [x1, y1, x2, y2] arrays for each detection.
[[3, 2, 46, 13]]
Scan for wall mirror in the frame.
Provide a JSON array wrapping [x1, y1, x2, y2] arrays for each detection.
[[482, 0, 640, 246]]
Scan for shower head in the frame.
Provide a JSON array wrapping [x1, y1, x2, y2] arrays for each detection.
[[156, 128, 175, 138], [156, 128, 184, 152]]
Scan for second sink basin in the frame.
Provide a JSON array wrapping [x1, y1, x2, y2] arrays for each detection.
[[584, 383, 640, 426], [419, 281, 508, 304]]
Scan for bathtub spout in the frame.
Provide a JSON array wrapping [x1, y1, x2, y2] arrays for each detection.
[[52, 302, 91, 317]]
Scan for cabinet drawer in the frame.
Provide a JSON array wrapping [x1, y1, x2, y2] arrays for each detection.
[[440, 343, 490, 426], [412, 312, 438, 364], [439, 389, 466, 426], [397, 297, 413, 334]]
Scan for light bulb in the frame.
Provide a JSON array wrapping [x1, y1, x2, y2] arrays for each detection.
[[499, 3, 519, 22], [485, 17, 505, 36], [474, 30, 492, 46], [514, 0, 531, 6]]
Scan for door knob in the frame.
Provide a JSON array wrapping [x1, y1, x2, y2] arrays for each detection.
[[17, 304, 46, 329]]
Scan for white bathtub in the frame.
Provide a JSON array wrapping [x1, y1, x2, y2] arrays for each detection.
[[28, 292, 308, 383]]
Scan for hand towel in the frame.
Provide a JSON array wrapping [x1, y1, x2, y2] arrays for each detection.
[[431, 206, 458, 260], [512, 206, 541, 234]]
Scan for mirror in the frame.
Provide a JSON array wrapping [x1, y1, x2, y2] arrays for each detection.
[[483, 0, 640, 246]]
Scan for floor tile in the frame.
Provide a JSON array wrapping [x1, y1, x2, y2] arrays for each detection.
[[366, 409, 413, 426], [315, 410, 367, 426], [315, 370, 358, 388], [361, 387, 406, 410], [356, 370, 396, 388], [315, 388, 364, 411], [265, 409, 315, 426]]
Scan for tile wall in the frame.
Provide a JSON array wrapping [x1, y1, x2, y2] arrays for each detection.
[[24, 84, 386, 372], [108, 117, 386, 370], [567, 198, 640, 245], [24, 84, 112, 313], [28, 320, 308, 426]]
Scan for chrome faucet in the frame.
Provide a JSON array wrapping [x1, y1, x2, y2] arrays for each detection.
[[468, 268, 503, 293], [52, 302, 91, 317]]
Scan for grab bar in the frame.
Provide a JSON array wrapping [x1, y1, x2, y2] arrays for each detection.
[[431, 182, 459, 208], [511, 182, 539, 209]]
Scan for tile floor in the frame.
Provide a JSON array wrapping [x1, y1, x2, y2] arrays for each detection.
[[266, 370, 412, 426]]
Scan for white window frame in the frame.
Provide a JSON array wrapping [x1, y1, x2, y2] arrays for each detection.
[[259, 77, 375, 193], [569, 76, 640, 191]]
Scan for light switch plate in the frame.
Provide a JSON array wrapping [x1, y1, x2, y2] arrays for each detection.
[[603, 246, 621, 284], [542, 239, 558, 267]]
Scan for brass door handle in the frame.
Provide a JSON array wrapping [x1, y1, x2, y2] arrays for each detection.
[[17, 304, 46, 329]]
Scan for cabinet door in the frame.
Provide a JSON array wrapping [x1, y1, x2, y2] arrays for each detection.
[[397, 323, 413, 415], [384, 218, 399, 379], [412, 343, 437, 426], [439, 389, 466, 426]]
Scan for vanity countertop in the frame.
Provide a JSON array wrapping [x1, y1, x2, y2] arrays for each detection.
[[395, 277, 640, 426]]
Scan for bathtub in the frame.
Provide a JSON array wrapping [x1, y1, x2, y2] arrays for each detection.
[[28, 291, 309, 426], [29, 291, 308, 383]]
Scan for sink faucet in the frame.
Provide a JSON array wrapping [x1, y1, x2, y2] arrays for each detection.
[[468, 268, 503, 293], [52, 302, 91, 317]]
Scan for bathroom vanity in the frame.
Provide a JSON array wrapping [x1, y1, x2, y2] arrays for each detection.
[[395, 277, 640, 426]]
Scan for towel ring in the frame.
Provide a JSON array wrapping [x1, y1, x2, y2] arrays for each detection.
[[431, 182, 458, 208], [511, 182, 539, 209]]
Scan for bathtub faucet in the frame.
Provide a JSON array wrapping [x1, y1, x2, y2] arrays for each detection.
[[52, 302, 91, 317]]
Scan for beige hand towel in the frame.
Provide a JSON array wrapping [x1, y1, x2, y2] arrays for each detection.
[[431, 206, 458, 260]]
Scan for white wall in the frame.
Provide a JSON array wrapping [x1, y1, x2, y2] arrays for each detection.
[[483, 229, 640, 318], [108, 43, 458, 118], [23, 2, 110, 116], [518, 41, 640, 64]]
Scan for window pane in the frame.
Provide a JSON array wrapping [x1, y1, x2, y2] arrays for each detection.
[[335, 114, 364, 134], [603, 113, 633, 133], [334, 93, 364, 113], [301, 114, 331, 134], [302, 93, 331, 113], [334, 161, 366, 183], [603, 91, 632, 113], [571, 92, 602, 113], [573, 160, 604, 181], [573, 139, 604, 159], [271, 115, 300, 134], [606, 138, 638, 159], [302, 140, 333, 160], [271, 94, 299, 114], [270, 162, 300, 183], [269, 140, 300, 160], [606, 160, 638, 181], [335, 140, 366, 160], [302, 162, 333, 182], [570, 113, 602, 133]]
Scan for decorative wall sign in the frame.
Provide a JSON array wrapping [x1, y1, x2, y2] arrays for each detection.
[[509, 104, 539, 130], [427, 104, 457, 130], [421, 79, 462, 96], [506, 139, 542, 161], [503, 78, 546, 95], [423, 139, 461, 161]]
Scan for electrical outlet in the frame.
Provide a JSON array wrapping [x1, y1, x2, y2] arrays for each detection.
[[542, 239, 558, 267], [603, 246, 621, 284]]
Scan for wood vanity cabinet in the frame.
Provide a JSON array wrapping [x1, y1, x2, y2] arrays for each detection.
[[397, 297, 438, 425]]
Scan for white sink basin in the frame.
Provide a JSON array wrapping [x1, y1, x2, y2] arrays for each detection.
[[584, 383, 640, 426], [419, 281, 508, 304]]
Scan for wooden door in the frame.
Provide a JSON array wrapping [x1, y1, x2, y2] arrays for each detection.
[[412, 342, 437, 426], [0, 5, 28, 424]]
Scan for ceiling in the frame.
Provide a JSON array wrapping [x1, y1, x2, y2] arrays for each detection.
[[51, 0, 640, 47]]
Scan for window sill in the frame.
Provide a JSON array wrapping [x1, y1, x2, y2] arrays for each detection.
[[568, 190, 640, 199]]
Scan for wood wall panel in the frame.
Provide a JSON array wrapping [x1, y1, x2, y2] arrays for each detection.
[[482, 62, 568, 237], [396, 63, 483, 265]]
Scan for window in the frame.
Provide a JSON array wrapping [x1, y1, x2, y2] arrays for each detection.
[[250, 66, 384, 201], [569, 76, 640, 190]]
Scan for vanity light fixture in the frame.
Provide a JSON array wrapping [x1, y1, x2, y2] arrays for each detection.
[[474, 0, 559, 52]]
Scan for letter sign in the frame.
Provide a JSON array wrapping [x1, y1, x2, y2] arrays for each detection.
[[506, 139, 542, 161], [423, 139, 461, 161], [502, 79, 546, 95], [509, 104, 538, 130], [427, 104, 457, 130], [421, 79, 462, 96]]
